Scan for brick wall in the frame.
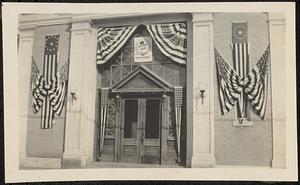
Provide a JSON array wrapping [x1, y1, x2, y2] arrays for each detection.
[[27, 24, 71, 158], [213, 13, 273, 166]]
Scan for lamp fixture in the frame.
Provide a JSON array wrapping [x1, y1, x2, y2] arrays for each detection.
[[69, 85, 78, 105], [198, 82, 208, 105]]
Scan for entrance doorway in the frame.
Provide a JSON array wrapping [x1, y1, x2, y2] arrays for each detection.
[[120, 98, 161, 164]]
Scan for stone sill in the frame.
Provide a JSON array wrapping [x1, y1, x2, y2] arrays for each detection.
[[233, 120, 253, 127]]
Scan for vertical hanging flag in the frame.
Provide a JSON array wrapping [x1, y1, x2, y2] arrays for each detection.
[[99, 88, 109, 156], [31, 35, 69, 129], [231, 22, 249, 119], [174, 86, 183, 162], [40, 35, 60, 129]]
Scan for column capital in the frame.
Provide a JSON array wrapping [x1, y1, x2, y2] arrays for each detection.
[[268, 13, 285, 22], [71, 19, 93, 33], [18, 28, 35, 39], [191, 13, 214, 23]]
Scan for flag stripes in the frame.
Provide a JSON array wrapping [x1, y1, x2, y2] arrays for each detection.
[[175, 106, 181, 158], [215, 48, 243, 114], [174, 86, 183, 160], [31, 35, 69, 129], [215, 46, 270, 120], [244, 46, 270, 119], [41, 46, 58, 129], [231, 22, 249, 119], [99, 106, 107, 156], [99, 88, 109, 156], [49, 76, 68, 116], [231, 43, 249, 118]]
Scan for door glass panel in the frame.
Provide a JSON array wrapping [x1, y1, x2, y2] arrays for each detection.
[[124, 100, 138, 138], [145, 99, 160, 139]]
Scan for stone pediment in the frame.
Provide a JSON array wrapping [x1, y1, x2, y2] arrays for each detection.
[[111, 65, 172, 93]]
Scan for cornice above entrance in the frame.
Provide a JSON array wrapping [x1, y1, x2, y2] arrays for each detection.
[[111, 65, 173, 94]]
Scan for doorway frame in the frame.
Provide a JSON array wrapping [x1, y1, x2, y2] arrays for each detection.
[[118, 96, 163, 164]]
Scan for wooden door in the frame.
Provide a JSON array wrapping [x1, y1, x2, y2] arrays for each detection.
[[120, 98, 161, 164], [120, 99, 141, 163], [140, 99, 161, 164]]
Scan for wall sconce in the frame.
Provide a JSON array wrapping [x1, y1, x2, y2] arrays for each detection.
[[69, 85, 78, 105], [199, 82, 207, 105]]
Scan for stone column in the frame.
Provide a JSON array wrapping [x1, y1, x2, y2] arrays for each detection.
[[62, 19, 97, 168], [18, 28, 35, 165], [268, 13, 286, 168], [190, 13, 215, 167]]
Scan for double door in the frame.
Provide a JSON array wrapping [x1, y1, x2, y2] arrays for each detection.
[[120, 98, 161, 164]]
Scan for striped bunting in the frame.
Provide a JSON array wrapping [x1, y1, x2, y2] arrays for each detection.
[[96, 25, 138, 64], [243, 46, 270, 119], [31, 35, 69, 129], [215, 48, 243, 114], [146, 22, 187, 64]]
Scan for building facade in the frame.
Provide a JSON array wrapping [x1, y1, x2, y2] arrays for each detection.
[[18, 12, 286, 169]]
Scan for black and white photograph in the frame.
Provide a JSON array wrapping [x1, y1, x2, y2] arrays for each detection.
[[2, 2, 297, 183]]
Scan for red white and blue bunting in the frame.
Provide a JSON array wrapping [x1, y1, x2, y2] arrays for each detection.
[[96, 22, 187, 65], [96, 26, 138, 64], [146, 23, 187, 64]]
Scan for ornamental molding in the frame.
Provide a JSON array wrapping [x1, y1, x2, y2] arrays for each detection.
[[19, 13, 191, 30]]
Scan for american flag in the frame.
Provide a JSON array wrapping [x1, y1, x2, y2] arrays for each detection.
[[231, 22, 249, 119], [215, 48, 243, 114], [243, 46, 270, 120], [31, 35, 68, 129]]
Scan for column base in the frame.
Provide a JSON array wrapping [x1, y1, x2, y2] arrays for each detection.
[[272, 156, 286, 168], [62, 152, 87, 169], [185, 158, 192, 168], [191, 153, 215, 168], [20, 157, 61, 169]]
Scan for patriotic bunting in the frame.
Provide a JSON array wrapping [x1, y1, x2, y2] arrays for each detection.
[[96, 26, 138, 64], [215, 46, 270, 120], [96, 23, 187, 65], [146, 23, 187, 64], [31, 35, 69, 129]]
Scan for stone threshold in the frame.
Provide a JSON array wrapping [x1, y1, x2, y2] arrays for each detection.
[[86, 161, 185, 168]]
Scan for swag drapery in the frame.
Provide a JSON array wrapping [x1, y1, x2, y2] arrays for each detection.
[[96, 23, 186, 159], [96, 22, 187, 64]]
